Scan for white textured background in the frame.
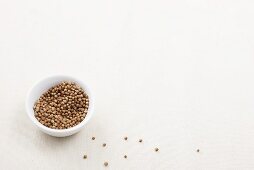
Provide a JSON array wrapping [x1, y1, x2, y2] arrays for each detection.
[[1, 0, 254, 169]]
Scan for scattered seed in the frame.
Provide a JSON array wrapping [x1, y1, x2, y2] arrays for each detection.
[[197, 149, 200, 152], [139, 139, 143, 143], [104, 162, 108, 167], [83, 155, 87, 159], [102, 143, 106, 147], [124, 155, 127, 159], [155, 148, 159, 152], [124, 137, 128, 140], [92, 137, 95, 140]]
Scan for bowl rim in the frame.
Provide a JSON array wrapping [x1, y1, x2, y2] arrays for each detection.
[[25, 74, 94, 134]]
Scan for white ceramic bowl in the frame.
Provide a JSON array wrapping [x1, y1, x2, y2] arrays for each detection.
[[26, 75, 94, 137]]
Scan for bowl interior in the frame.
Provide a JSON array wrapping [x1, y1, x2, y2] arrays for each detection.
[[26, 75, 93, 133]]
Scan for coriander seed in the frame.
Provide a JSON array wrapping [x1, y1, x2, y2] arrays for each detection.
[[155, 148, 159, 152], [124, 155, 127, 159], [92, 137, 95, 140], [83, 155, 87, 159], [124, 137, 128, 140], [102, 143, 106, 147], [104, 162, 108, 167], [139, 139, 143, 143]]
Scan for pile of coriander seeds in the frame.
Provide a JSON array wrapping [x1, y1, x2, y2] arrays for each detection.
[[34, 81, 89, 129]]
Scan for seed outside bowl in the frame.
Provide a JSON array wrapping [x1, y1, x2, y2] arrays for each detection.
[[26, 75, 94, 137]]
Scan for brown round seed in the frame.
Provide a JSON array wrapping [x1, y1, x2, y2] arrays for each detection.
[[83, 155, 87, 159], [124, 137, 128, 140], [155, 148, 159, 152], [104, 162, 108, 167], [102, 143, 106, 147], [92, 137, 95, 140], [139, 139, 143, 143], [197, 149, 200, 152], [124, 155, 127, 159]]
